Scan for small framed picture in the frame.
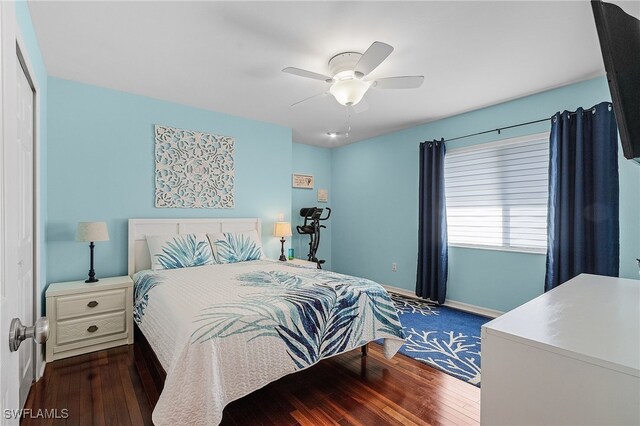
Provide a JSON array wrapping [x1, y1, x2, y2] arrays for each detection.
[[292, 174, 314, 189], [317, 189, 328, 203]]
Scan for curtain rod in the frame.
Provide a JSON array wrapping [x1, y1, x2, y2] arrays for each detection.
[[442, 117, 550, 143], [442, 105, 604, 144]]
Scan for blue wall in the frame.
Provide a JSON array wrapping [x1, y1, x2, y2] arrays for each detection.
[[291, 143, 332, 269], [16, 1, 48, 310], [332, 77, 640, 313], [47, 78, 292, 284]]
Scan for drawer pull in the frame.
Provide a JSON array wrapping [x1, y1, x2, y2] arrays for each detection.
[[87, 325, 98, 333], [87, 301, 99, 308]]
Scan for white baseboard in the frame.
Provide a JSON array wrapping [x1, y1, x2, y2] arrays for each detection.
[[382, 284, 503, 319], [444, 299, 503, 318], [382, 285, 416, 300]]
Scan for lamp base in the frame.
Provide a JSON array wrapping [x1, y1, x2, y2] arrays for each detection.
[[86, 242, 99, 283], [279, 237, 287, 261], [86, 267, 99, 283]]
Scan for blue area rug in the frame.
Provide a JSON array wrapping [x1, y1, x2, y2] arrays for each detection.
[[381, 293, 490, 387]]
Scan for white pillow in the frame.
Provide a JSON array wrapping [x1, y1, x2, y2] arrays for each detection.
[[207, 230, 264, 264], [146, 233, 215, 271]]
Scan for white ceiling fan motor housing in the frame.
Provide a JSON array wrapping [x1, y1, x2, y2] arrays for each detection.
[[328, 52, 363, 79]]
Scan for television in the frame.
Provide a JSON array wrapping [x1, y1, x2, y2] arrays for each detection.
[[591, 0, 640, 163]]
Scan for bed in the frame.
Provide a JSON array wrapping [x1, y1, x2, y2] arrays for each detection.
[[128, 218, 405, 426]]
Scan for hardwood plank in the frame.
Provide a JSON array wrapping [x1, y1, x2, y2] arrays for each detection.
[[117, 358, 145, 425], [332, 353, 467, 425], [23, 344, 480, 426], [77, 352, 94, 426], [367, 349, 481, 406], [89, 351, 106, 426], [52, 358, 71, 426], [382, 406, 420, 426], [97, 351, 121, 426], [124, 348, 154, 426], [290, 409, 321, 426], [106, 350, 133, 426], [63, 356, 81, 426], [310, 408, 341, 426], [133, 344, 160, 408], [308, 388, 346, 424], [331, 376, 430, 426], [279, 388, 336, 426], [44, 356, 61, 426]]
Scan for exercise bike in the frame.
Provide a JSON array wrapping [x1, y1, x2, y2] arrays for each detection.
[[296, 207, 331, 269]]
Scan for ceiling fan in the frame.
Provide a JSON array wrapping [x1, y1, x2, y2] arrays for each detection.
[[283, 41, 424, 108]]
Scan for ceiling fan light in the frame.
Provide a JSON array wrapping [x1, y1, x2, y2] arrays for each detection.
[[329, 79, 369, 106]]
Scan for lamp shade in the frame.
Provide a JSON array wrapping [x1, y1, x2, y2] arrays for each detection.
[[76, 222, 110, 242], [274, 222, 292, 238], [329, 78, 370, 106]]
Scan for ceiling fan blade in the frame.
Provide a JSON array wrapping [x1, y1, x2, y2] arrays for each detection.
[[291, 92, 327, 107], [373, 76, 424, 89], [354, 41, 394, 77], [283, 67, 333, 82]]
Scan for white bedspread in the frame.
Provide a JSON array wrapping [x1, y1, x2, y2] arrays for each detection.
[[133, 259, 405, 425]]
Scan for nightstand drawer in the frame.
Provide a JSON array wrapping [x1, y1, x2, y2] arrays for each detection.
[[56, 288, 126, 320], [56, 311, 126, 346]]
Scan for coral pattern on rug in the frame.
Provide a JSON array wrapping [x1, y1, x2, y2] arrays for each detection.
[[386, 293, 489, 386]]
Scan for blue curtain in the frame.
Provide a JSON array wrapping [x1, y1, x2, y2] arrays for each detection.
[[545, 102, 619, 291], [416, 139, 448, 303]]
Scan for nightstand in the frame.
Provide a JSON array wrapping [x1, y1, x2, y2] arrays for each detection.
[[45, 276, 133, 362], [287, 258, 319, 268]]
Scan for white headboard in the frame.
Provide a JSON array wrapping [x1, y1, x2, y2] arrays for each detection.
[[128, 218, 262, 276]]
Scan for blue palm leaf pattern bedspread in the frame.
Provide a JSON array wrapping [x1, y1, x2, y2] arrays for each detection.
[[133, 260, 405, 426]]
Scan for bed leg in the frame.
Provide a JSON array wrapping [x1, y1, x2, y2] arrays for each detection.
[[361, 344, 368, 357]]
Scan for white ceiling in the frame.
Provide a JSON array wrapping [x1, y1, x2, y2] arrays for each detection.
[[28, 1, 615, 147]]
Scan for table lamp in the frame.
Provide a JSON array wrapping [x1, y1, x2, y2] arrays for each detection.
[[76, 222, 109, 283], [274, 222, 292, 262]]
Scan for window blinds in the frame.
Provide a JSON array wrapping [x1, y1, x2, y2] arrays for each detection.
[[444, 133, 550, 253]]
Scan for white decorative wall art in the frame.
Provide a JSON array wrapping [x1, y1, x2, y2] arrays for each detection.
[[155, 125, 235, 209], [292, 174, 314, 189], [317, 189, 328, 203]]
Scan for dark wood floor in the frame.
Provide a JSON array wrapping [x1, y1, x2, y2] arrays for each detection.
[[23, 344, 480, 425]]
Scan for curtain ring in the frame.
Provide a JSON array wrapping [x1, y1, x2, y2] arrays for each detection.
[[552, 115, 557, 123], [608, 104, 612, 111]]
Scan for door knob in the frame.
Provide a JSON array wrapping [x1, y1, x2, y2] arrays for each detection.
[[9, 317, 49, 352]]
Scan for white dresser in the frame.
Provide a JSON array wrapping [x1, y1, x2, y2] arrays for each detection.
[[481, 273, 640, 425], [45, 276, 134, 362]]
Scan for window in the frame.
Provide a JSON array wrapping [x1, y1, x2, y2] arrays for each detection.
[[444, 133, 549, 253]]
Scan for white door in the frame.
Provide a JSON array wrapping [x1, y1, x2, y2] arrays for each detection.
[[16, 53, 35, 409], [0, 2, 41, 422], [0, 0, 22, 420]]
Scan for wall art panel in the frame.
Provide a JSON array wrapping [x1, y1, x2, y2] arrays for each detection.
[[155, 125, 235, 208]]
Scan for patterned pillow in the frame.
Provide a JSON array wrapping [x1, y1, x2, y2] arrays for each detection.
[[146, 233, 215, 270], [207, 230, 264, 264]]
